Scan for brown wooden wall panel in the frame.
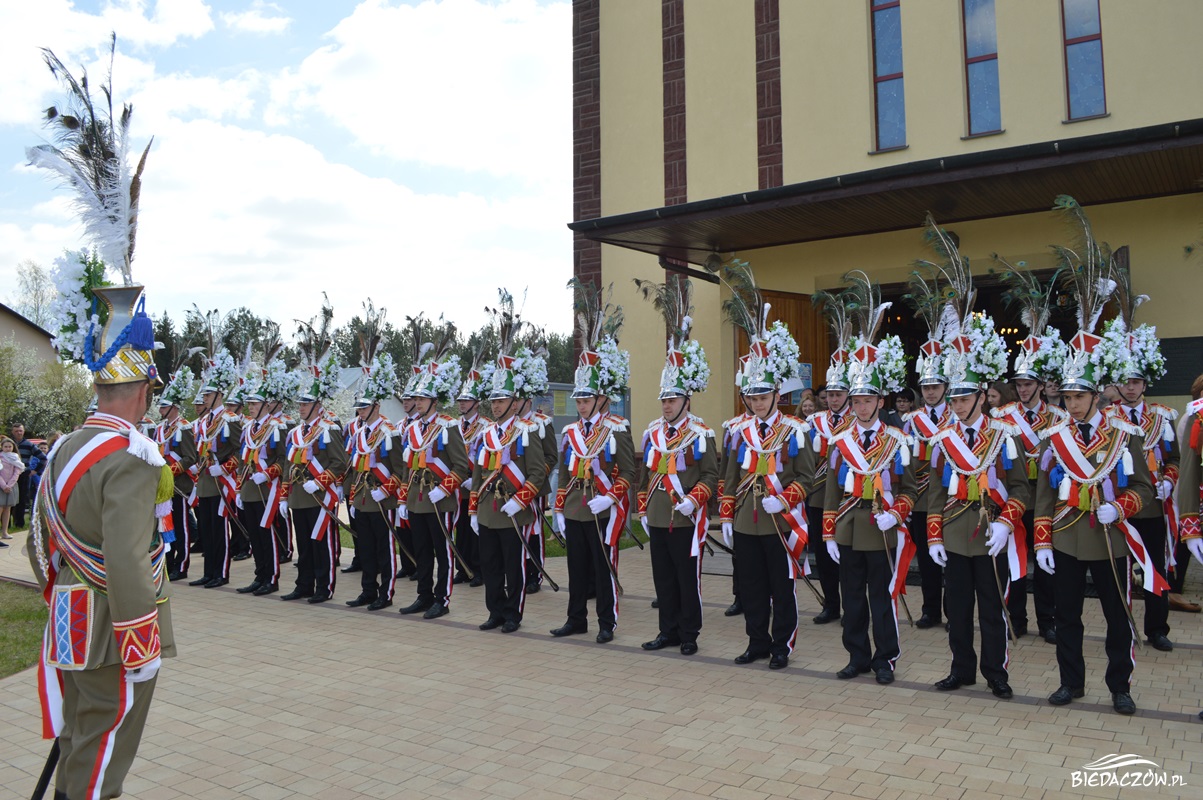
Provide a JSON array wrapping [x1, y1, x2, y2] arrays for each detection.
[[732, 288, 830, 413]]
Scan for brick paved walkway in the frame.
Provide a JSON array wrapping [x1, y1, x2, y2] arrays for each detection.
[[2, 530, 1201, 799]]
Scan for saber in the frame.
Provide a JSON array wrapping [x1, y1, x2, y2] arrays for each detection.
[[508, 514, 560, 591], [706, 532, 734, 555], [585, 486, 625, 595], [376, 506, 418, 566], [990, 553, 1019, 645], [1097, 498, 1144, 651], [543, 513, 566, 547], [769, 511, 826, 608], [431, 507, 475, 581], [622, 516, 645, 550], [175, 485, 254, 541], [30, 739, 59, 800], [251, 475, 289, 555], [874, 489, 914, 626]]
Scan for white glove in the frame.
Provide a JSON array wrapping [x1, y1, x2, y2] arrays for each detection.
[[251, 472, 268, 485], [235, 495, 243, 510], [279, 500, 289, 516], [1156, 479, 1173, 501], [127, 656, 161, 684], [501, 498, 522, 517], [760, 495, 786, 514], [462, 477, 473, 492], [640, 515, 649, 533], [986, 521, 1009, 558], [587, 494, 615, 515], [554, 512, 566, 533], [929, 542, 948, 567], [397, 503, 408, 521], [427, 486, 448, 505], [1096, 502, 1119, 525], [370, 487, 388, 503], [875, 512, 898, 532], [470, 515, 479, 534], [302, 479, 320, 495], [674, 497, 696, 516], [1187, 537, 1203, 566], [826, 540, 841, 564], [721, 521, 734, 549], [1036, 549, 1056, 575], [208, 464, 224, 477]]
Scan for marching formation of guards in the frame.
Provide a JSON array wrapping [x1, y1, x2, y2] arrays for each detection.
[[148, 220, 1203, 720]]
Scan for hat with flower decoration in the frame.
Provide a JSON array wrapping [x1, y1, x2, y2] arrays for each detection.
[[348, 301, 394, 408], [457, 343, 494, 402], [1104, 257, 1165, 384], [634, 273, 710, 399], [295, 294, 340, 402], [158, 365, 197, 408], [813, 289, 853, 391], [836, 271, 907, 397], [567, 279, 628, 400], [994, 256, 1069, 383], [411, 320, 462, 405]]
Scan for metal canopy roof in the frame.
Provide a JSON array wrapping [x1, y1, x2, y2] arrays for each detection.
[[569, 119, 1203, 263]]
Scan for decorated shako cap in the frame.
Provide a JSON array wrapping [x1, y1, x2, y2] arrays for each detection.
[[941, 314, 1008, 398], [297, 350, 340, 403], [295, 295, 339, 403], [457, 344, 494, 402], [158, 365, 197, 408], [411, 320, 462, 403], [201, 349, 238, 395], [839, 270, 907, 397], [355, 352, 398, 408], [633, 274, 710, 400], [814, 287, 854, 392], [1106, 256, 1164, 384], [916, 340, 947, 386], [567, 278, 627, 400]]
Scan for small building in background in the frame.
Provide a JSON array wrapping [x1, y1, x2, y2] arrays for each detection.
[[0, 302, 56, 362]]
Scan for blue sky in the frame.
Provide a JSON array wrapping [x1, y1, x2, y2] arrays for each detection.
[[0, 0, 573, 334]]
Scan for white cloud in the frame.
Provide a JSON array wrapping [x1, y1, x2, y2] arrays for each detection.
[[221, 1, 290, 35]]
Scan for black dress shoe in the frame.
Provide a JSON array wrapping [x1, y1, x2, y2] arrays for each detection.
[[525, 583, 540, 595], [1147, 634, 1174, 652], [875, 668, 894, 685], [1011, 623, 1028, 638], [203, 578, 228, 588], [188, 576, 212, 586], [280, 590, 313, 601], [278, 557, 292, 564], [987, 679, 1013, 699], [813, 608, 840, 624], [724, 600, 743, 617], [550, 622, 587, 637], [734, 649, 768, 665], [367, 598, 392, 611], [769, 653, 789, 670], [596, 629, 614, 644], [680, 642, 698, 656], [345, 595, 373, 607], [934, 675, 975, 691], [453, 574, 469, 585], [307, 594, 330, 604], [340, 564, 362, 574], [252, 583, 278, 596], [836, 664, 870, 679], [501, 620, 521, 633], [469, 576, 484, 588], [642, 634, 681, 651], [423, 603, 449, 619], [1112, 692, 1136, 715], [479, 617, 503, 630], [914, 613, 939, 629], [651, 598, 659, 609], [1048, 685, 1085, 706], [169, 572, 187, 582], [1042, 628, 1057, 645], [236, 582, 263, 594], [399, 599, 433, 615], [232, 552, 252, 561]]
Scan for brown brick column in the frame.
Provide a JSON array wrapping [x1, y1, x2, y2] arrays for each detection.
[[573, 0, 602, 290], [663, 0, 687, 206], [755, 0, 782, 190]]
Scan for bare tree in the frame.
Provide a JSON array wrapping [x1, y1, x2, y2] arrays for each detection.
[[12, 259, 56, 329]]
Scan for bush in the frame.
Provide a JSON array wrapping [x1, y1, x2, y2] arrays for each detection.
[[0, 336, 93, 436]]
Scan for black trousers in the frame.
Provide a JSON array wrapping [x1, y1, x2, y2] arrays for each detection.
[[229, 502, 251, 557], [839, 545, 900, 672], [564, 516, 618, 631], [1170, 540, 1192, 593], [242, 501, 280, 587], [455, 499, 480, 578], [479, 523, 527, 623], [166, 495, 191, 577], [1008, 507, 1056, 633], [944, 551, 1009, 683], [395, 517, 418, 576], [357, 511, 396, 601], [1053, 550, 1134, 693], [197, 495, 229, 582], [1130, 515, 1170, 639], [14, 470, 29, 526], [292, 506, 336, 597], [734, 531, 797, 657], [275, 507, 292, 561], [649, 525, 703, 644], [807, 504, 839, 614], [409, 512, 453, 606], [908, 509, 944, 621], [524, 512, 546, 588]]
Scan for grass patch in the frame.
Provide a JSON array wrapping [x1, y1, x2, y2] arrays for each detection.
[[0, 582, 47, 679]]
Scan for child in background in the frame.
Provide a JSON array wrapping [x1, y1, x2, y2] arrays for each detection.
[[0, 436, 26, 545]]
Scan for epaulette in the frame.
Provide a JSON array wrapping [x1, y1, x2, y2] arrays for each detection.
[[687, 413, 715, 438], [722, 414, 746, 431], [1102, 406, 1143, 437], [1047, 405, 1070, 423], [516, 416, 542, 433], [882, 425, 912, 448], [1188, 397, 1203, 417], [603, 414, 630, 433], [1148, 402, 1180, 422], [1040, 417, 1071, 441], [434, 413, 458, 429], [990, 402, 1021, 420], [781, 414, 811, 436], [987, 416, 1021, 437]]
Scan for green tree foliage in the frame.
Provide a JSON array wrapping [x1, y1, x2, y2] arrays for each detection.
[[0, 337, 93, 436]]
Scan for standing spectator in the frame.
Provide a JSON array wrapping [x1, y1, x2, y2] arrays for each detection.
[[816, 384, 829, 411], [27, 441, 49, 509], [1169, 373, 1203, 613], [985, 380, 1018, 411], [797, 394, 817, 418], [10, 423, 34, 528], [0, 436, 26, 544], [1044, 380, 1064, 409], [893, 388, 915, 416]]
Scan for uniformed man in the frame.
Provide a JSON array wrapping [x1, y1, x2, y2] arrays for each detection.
[[552, 281, 636, 643], [398, 337, 471, 619], [521, 384, 557, 595], [189, 350, 242, 589], [634, 276, 718, 655], [926, 315, 1030, 699], [155, 366, 199, 582], [1176, 395, 1203, 718], [453, 351, 491, 587], [717, 368, 751, 619]]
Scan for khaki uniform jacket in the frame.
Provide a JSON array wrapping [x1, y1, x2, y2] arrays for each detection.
[[1177, 398, 1203, 541], [346, 416, 406, 513], [822, 423, 918, 551], [471, 414, 547, 529], [237, 416, 289, 502], [636, 414, 719, 529], [400, 413, 470, 515], [155, 416, 197, 495], [554, 414, 636, 523], [904, 402, 952, 510], [28, 424, 176, 669], [804, 408, 855, 507], [1123, 401, 1180, 520], [195, 409, 242, 498], [720, 412, 815, 537], [1034, 409, 1155, 561], [285, 418, 349, 511], [925, 417, 1030, 557], [532, 411, 558, 497]]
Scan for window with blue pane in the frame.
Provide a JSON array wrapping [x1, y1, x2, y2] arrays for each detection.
[[871, 0, 906, 150], [963, 0, 1000, 135], [1062, 0, 1106, 119]]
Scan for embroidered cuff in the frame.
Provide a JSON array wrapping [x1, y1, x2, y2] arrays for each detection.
[[719, 495, 735, 522], [716, 479, 725, 498], [266, 463, 282, 480], [1115, 490, 1143, 522], [440, 473, 463, 495], [891, 495, 914, 521], [514, 481, 539, 508], [280, 482, 291, 499], [607, 476, 630, 502], [781, 482, 806, 508], [554, 487, 567, 513], [1180, 514, 1201, 541], [315, 471, 336, 489], [469, 491, 479, 514], [222, 457, 239, 474], [637, 491, 648, 514], [113, 611, 161, 669], [927, 514, 943, 545], [397, 482, 409, 505], [822, 511, 837, 542], [1034, 516, 1052, 549], [1164, 464, 1180, 484], [168, 461, 183, 476], [998, 498, 1025, 531], [686, 483, 712, 508], [383, 475, 402, 495]]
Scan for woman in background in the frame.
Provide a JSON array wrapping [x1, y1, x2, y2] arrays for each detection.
[[0, 436, 26, 545], [986, 381, 1019, 412]]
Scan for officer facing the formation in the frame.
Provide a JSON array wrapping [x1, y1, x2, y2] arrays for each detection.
[[189, 350, 242, 589], [344, 350, 405, 611], [717, 375, 750, 619], [453, 348, 491, 587], [518, 361, 557, 595], [223, 367, 254, 562], [155, 366, 199, 582], [634, 275, 718, 656], [282, 335, 349, 604], [471, 296, 549, 633], [1033, 264, 1159, 715], [1177, 392, 1203, 718], [824, 273, 916, 686], [553, 279, 636, 643], [925, 296, 1030, 699]]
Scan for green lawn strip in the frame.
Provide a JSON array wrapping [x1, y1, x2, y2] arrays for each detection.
[[0, 582, 48, 679]]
